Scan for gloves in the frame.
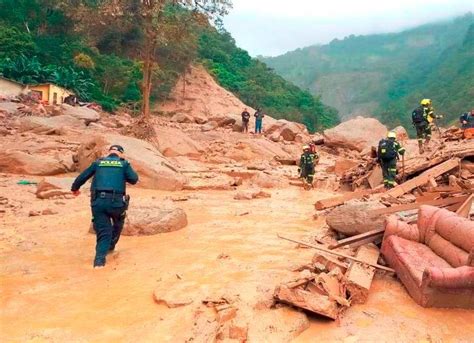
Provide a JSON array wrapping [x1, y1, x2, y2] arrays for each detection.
[[72, 190, 80, 196]]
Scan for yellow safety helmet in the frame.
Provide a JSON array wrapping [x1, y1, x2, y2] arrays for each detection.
[[303, 145, 310, 151], [420, 99, 431, 106], [387, 131, 397, 139]]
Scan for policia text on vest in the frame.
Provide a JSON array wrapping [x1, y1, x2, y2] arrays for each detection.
[[71, 145, 139, 268]]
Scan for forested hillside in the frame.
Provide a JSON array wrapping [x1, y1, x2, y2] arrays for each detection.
[[263, 14, 473, 131], [0, 0, 338, 132]]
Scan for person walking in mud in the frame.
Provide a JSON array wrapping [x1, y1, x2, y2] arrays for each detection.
[[241, 108, 250, 133], [299, 145, 317, 190], [254, 108, 264, 134], [71, 145, 138, 268]]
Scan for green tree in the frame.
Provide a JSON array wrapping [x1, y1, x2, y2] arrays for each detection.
[[62, 0, 232, 120]]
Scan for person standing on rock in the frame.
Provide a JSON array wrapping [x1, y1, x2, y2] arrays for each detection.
[[377, 131, 405, 189], [411, 99, 442, 153], [254, 108, 264, 134], [71, 145, 139, 268], [299, 145, 316, 189], [241, 108, 250, 133], [460, 109, 474, 129]]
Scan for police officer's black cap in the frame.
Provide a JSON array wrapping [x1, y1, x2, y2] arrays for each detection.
[[109, 145, 124, 153]]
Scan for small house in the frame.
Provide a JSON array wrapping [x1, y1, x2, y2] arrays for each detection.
[[30, 83, 74, 105], [0, 77, 27, 98]]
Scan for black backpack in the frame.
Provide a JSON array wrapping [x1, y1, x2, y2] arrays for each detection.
[[378, 139, 397, 160], [412, 106, 425, 124]]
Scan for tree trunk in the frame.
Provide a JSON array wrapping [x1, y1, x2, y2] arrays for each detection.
[[181, 68, 186, 104]]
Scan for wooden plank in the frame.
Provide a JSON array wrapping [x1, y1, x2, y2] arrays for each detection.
[[314, 188, 382, 210], [384, 158, 460, 198], [328, 228, 385, 250], [369, 195, 468, 216], [428, 178, 438, 188], [347, 235, 383, 250], [345, 244, 380, 304], [415, 193, 440, 203], [456, 194, 474, 218], [278, 234, 395, 273], [274, 286, 339, 320], [430, 186, 463, 193]]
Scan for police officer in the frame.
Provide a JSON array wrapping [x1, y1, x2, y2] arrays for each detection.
[[71, 145, 139, 268], [378, 131, 405, 189]]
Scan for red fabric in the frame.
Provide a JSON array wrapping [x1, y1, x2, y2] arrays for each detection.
[[425, 233, 469, 267], [384, 216, 420, 242], [382, 207, 474, 309], [423, 266, 474, 288], [434, 210, 474, 253]]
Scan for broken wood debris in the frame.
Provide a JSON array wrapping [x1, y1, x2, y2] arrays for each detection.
[[278, 234, 395, 273], [344, 244, 380, 304], [329, 228, 385, 250], [314, 188, 382, 210], [383, 158, 460, 198]]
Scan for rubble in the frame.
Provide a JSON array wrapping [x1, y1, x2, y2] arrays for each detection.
[[123, 203, 188, 236], [323, 116, 387, 152]]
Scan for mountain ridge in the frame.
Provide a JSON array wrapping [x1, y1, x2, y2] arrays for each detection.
[[262, 13, 474, 131]]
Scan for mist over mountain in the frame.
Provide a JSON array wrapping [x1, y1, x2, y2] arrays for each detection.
[[262, 13, 474, 131]]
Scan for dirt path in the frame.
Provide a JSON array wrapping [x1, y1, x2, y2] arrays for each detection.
[[1, 183, 473, 342]]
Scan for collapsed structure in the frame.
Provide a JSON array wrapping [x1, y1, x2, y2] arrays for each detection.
[[275, 118, 474, 320]]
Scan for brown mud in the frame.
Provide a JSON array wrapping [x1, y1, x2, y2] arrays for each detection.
[[1, 181, 473, 342]]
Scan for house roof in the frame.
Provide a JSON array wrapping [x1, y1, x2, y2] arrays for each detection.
[[30, 83, 75, 95], [0, 76, 25, 86]]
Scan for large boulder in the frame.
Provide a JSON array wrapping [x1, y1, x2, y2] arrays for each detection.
[[265, 120, 308, 142], [155, 126, 204, 158], [209, 114, 236, 127], [35, 176, 89, 199], [393, 126, 409, 142], [123, 203, 188, 236], [76, 134, 186, 191], [61, 104, 100, 124], [326, 201, 386, 236], [18, 115, 85, 133], [0, 102, 21, 114], [201, 121, 219, 132], [170, 113, 194, 124], [323, 116, 387, 152], [0, 150, 67, 175]]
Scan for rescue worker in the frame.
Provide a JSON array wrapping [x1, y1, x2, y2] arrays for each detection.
[[411, 99, 442, 153], [299, 145, 317, 189], [378, 131, 405, 189], [241, 108, 250, 133], [71, 145, 139, 268], [460, 109, 474, 129], [254, 108, 264, 134]]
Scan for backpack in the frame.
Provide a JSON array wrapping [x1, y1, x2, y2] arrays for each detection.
[[301, 153, 314, 167], [412, 106, 425, 124], [378, 139, 397, 160]]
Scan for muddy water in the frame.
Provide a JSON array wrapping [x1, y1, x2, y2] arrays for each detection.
[[1, 185, 473, 342]]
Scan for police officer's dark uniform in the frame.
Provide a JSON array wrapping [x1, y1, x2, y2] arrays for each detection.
[[71, 145, 138, 268]]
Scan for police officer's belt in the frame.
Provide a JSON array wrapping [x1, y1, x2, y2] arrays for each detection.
[[95, 190, 125, 198]]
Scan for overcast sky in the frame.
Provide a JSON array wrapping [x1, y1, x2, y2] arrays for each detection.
[[223, 0, 474, 56]]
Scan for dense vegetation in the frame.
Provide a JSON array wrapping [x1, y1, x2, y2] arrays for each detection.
[[199, 29, 339, 131], [0, 0, 338, 131], [263, 14, 473, 133]]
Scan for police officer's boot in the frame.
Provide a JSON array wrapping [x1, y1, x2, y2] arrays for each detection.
[[94, 257, 106, 268]]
